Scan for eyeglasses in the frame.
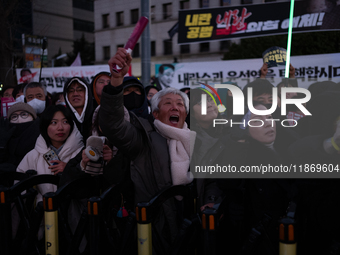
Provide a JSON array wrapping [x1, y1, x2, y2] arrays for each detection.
[[68, 87, 85, 94], [10, 112, 30, 121]]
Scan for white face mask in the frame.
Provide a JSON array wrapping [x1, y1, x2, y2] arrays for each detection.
[[57, 101, 66, 106], [10, 115, 34, 124], [15, 95, 25, 103], [27, 98, 45, 114]]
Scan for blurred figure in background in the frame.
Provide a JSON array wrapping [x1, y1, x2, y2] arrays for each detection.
[[145, 84, 160, 113], [24, 82, 49, 115], [12, 83, 26, 102], [51, 92, 66, 106], [91, 71, 111, 108]]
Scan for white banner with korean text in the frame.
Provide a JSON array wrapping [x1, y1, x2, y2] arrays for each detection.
[[16, 65, 110, 93], [156, 53, 340, 90]]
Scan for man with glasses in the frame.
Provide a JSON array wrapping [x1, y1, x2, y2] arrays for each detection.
[[63, 77, 93, 141]]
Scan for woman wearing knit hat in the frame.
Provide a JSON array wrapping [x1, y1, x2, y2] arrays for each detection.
[[8, 102, 37, 123], [0, 103, 40, 172]]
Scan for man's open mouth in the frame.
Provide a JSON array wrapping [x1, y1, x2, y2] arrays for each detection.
[[169, 115, 179, 124]]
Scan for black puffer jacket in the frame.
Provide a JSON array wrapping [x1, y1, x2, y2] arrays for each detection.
[[0, 118, 40, 169], [288, 91, 340, 254], [216, 124, 299, 255], [99, 84, 185, 255]]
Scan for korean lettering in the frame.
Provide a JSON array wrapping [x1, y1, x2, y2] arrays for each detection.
[[199, 26, 214, 38], [185, 13, 212, 26], [262, 20, 280, 31], [198, 13, 212, 25], [179, 73, 196, 86], [212, 72, 223, 83]]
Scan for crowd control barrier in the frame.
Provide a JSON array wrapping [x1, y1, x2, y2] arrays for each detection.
[[43, 175, 103, 255], [136, 183, 196, 255], [0, 173, 59, 254], [87, 182, 127, 255], [0, 170, 37, 255], [279, 201, 297, 255]]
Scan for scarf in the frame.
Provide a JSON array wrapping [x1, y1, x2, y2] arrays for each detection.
[[153, 119, 196, 187]]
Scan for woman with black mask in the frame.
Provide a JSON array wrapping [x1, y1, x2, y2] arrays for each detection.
[[0, 103, 40, 173]]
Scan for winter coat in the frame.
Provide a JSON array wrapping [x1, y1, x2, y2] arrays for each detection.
[[288, 138, 340, 254], [63, 77, 94, 141], [0, 118, 40, 170], [16, 124, 83, 203], [99, 84, 188, 254], [216, 125, 299, 255], [60, 105, 131, 188], [190, 123, 228, 206]]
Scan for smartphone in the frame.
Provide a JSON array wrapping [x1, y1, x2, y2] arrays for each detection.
[[43, 150, 60, 166]]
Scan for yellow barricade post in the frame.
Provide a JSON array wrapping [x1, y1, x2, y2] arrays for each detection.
[[136, 202, 152, 255], [88, 196, 101, 255], [279, 217, 297, 255], [43, 192, 59, 255], [0, 186, 11, 255], [202, 207, 218, 255]]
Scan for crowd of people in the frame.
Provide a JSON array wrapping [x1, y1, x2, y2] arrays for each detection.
[[1, 48, 340, 254]]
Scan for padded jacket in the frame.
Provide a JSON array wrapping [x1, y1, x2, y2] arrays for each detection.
[[99, 84, 183, 254]]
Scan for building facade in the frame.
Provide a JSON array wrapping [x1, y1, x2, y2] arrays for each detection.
[[25, 0, 94, 66], [94, 0, 269, 77]]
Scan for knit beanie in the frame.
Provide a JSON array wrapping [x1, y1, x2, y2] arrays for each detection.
[[8, 102, 37, 119]]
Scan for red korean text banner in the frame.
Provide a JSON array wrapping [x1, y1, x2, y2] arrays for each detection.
[[178, 0, 340, 44]]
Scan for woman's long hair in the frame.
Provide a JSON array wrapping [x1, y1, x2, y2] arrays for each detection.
[[40, 105, 74, 147]]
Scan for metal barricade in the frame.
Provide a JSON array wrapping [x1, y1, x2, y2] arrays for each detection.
[[135, 183, 196, 255], [44, 192, 59, 255]]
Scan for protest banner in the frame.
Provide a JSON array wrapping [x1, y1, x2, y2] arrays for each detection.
[[16, 65, 132, 93], [178, 0, 340, 44], [155, 53, 340, 90]]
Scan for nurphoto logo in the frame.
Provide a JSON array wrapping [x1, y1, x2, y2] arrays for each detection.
[[200, 84, 312, 128]]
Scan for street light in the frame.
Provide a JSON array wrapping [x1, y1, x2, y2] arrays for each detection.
[[51, 53, 67, 67]]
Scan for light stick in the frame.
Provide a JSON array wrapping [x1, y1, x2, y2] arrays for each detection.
[[285, 0, 295, 78]]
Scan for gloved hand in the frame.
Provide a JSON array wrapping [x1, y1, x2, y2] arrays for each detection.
[[323, 120, 340, 154], [0, 118, 16, 149]]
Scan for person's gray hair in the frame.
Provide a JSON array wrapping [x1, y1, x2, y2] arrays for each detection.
[[23, 82, 47, 97], [151, 87, 189, 114]]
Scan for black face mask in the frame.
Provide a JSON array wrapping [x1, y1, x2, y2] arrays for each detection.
[[124, 92, 144, 110], [10, 121, 35, 138]]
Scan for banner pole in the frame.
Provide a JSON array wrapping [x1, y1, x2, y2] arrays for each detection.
[[285, 0, 295, 78]]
